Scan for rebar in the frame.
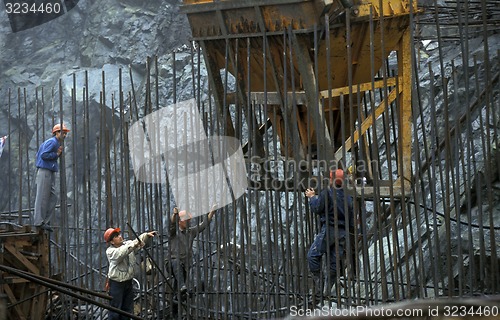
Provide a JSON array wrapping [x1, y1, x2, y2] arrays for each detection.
[[0, 1, 499, 319]]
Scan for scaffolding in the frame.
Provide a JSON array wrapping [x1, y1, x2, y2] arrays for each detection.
[[0, 0, 499, 319]]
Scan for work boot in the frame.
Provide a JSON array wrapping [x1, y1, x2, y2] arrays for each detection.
[[311, 273, 323, 306], [180, 285, 187, 294], [325, 272, 337, 299]]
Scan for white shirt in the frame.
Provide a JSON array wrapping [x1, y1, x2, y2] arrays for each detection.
[[106, 233, 148, 282]]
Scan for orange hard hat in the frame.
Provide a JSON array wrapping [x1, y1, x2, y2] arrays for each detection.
[[330, 169, 344, 186], [52, 123, 70, 134], [104, 227, 120, 242], [178, 210, 192, 221]]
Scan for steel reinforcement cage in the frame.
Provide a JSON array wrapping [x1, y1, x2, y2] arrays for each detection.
[[0, 0, 499, 319]]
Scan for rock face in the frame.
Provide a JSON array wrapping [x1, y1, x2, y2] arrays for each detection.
[[0, 0, 192, 213], [0, 0, 189, 88], [0, 1, 499, 312]]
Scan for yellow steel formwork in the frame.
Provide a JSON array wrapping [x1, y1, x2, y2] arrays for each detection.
[[181, 0, 417, 195]]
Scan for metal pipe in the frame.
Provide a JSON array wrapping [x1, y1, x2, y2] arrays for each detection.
[[126, 222, 173, 291], [0, 265, 142, 320]]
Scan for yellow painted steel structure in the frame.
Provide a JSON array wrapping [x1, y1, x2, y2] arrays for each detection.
[[181, 0, 417, 196]]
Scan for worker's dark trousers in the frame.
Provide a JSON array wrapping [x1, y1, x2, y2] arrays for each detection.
[[108, 278, 134, 320], [170, 259, 188, 291], [307, 225, 346, 276]]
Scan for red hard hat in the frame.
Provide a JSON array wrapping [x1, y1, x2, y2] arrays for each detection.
[[52, 123, 70, 134], [104, 227, 120, 242], [330, 169, 344, 186]]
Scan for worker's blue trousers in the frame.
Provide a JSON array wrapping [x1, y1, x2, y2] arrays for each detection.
[[307, 225, 346, 276]]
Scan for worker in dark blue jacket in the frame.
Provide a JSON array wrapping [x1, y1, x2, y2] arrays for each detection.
[[305, 169, 354, 303], [33, 123, 70, 232]]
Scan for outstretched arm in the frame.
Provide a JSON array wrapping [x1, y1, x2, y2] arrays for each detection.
[[169, 207, 179, 237], [171, 207, 179, 223], [208, 203, 218, 221], [139, 231, 158, 243], [135, 231, 158, 252], [190, 204, 218, 235]]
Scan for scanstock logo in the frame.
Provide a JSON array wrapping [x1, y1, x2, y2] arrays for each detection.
[[128, 99, 248, 217]]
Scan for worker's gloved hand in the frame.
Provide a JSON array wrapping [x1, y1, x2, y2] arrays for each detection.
[[305, 188, 316, 198], [171, 207, 179, 222], [148, 231, 158, 237], [208, 204, 218, 220]]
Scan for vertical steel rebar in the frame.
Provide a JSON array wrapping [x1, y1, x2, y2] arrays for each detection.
[[1, 1, 499, 318]]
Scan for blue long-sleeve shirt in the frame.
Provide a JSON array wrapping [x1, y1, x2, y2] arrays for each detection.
[[309, 187, 354, 228], [35, 136, 60, 172]]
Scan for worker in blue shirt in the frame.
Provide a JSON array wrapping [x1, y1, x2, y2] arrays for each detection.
[[33, 123, 70, 232], [305, 169, 354, 304]]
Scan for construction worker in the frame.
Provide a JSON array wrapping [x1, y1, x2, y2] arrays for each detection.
[[304, 169, 354, 304], [104, 227, 157, 320], [33, 123, 70, 232], [168, 205, 216, 295]]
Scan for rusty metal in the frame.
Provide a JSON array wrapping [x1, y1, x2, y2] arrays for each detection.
[[0, 0, 499, 319], [181, 0, 418, 198], [0, 227, 49, 319]]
